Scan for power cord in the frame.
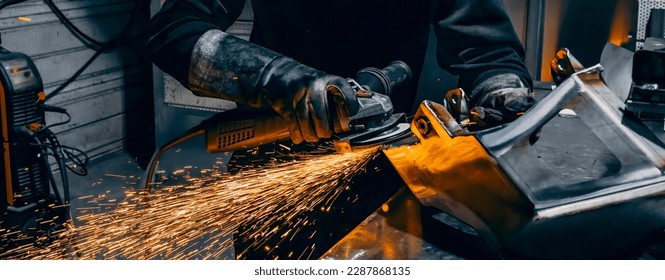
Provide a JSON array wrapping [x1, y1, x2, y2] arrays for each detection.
[[1, 0, 150, 103], [37, 103, 90, 177], [43, 0, 150, 102], [18, 103, 92, 225], [0, 0, 27, 11]]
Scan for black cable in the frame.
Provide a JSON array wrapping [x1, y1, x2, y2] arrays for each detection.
[[43, 0, 150, 102], [25, 127, 73, 221], [30, 141, 89, 177], [60, 145, 89, 176], [36, 104, 89, 175], [28, 134, 90, 177], [43, 129, 70, 215], [42, 109, 72, 130], [0, 0, 28, 12], [30, 134, 65, 207], [28, 105, 90, 177], [43, 0, 103, 51], [44, 50, 102, 102], [43, 0, 147, 52], [20, 127, 68, 224]]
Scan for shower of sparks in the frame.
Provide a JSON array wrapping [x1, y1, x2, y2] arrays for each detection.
[[0, 145, 379, 260]]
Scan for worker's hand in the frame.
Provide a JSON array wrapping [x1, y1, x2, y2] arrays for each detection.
[[260, 58, 359, 144], [186, 30, 358, 144], [469, 73, 534, 128]]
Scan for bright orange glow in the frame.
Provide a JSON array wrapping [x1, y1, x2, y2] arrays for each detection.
[[608, 0, 632, 47], [17, 16, 31, 22], [383, 101, 528, 238]]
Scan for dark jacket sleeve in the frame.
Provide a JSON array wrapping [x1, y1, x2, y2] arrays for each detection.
[[431, 0, 532, 93], [147, 0, 246, 85]]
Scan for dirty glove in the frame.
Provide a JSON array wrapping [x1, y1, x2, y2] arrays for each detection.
[[259, 59, 359, 144], [469, 73, 534, 128], [187, 30, 359, 144]]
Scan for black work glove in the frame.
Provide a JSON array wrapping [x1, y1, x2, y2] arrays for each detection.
[[469, 73, 534, 128], [259, 58, 359, 144], [187, 30, 359, 145]]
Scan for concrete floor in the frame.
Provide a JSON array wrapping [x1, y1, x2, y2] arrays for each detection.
[[65, 134, 218, 217], [60, 134, 238, 260]]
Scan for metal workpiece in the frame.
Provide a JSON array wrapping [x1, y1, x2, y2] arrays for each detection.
[[382, 64, 665, 258], [381, 100, 531, 255], [480, 66, 665, 258], [480, 65, 665, 194], [599, 42, 635, 102], [322, 187, 471, 260], [322, 187, 429, 260]]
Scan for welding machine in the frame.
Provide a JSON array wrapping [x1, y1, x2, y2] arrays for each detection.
[[0, 46, 68, 246]]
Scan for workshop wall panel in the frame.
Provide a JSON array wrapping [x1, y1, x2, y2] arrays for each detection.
[[0, 0, 153, 163], [55, 114, 125, 159], [46, 79, 147, 135], [46, 87, 124, 134]]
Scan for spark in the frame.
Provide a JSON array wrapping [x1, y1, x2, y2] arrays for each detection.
[[1, 145, 379, 260], [104, 174, 127, 179], [278, 144, 291, 151]]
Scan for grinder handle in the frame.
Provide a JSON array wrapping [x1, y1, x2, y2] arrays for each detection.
[[204, 109, 290, 153], [203, 87, 354, 153]]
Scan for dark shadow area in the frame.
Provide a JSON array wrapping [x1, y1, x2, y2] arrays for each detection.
[[418, 206, 499, 260], [122, 1, 156, 169], [557, 0, 619, 66]]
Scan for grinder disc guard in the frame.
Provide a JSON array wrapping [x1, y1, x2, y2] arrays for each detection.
[[333, 113, 411, 153], [348, 123, 412, 148]]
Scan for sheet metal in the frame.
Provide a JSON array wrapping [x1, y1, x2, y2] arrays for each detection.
[[369, 63, 665, 259]]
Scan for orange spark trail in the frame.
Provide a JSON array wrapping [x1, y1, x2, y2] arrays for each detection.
[[1, 146, 379, 260]]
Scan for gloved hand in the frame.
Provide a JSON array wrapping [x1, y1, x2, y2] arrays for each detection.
[[469, 73, 534, 128], [259, 58, 359, 144], [187, 29, 359, 144]]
